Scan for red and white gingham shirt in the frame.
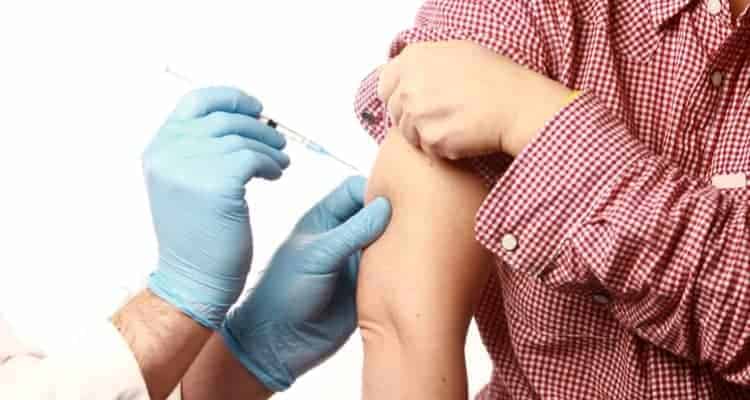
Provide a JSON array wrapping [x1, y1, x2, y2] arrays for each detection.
[[355, 0, 750, 398]]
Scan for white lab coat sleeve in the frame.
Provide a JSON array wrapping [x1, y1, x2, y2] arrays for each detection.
[[0, 317, 174, 400]]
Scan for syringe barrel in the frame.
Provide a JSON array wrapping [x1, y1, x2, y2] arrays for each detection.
[[305, 142, 327, 155]]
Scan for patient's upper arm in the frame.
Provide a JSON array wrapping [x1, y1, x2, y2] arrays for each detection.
[[358, 129, 490, 398]]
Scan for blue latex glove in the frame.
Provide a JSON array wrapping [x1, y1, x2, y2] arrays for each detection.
[[144, 87, 290, 329], [220, 176, 391, 391]]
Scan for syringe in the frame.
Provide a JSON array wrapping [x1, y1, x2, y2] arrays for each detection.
[[164, 66, 360, 173]]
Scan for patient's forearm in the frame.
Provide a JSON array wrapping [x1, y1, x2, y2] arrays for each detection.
[[358, 130, 490, 399]]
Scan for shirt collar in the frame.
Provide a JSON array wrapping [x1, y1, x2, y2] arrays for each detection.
[[649, 0, 696, 29]]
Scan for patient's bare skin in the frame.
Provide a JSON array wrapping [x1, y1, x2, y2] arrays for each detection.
[[358, 129, 492, 399]]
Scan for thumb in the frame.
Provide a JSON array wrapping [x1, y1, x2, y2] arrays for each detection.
[[312, 197, 391, 274]]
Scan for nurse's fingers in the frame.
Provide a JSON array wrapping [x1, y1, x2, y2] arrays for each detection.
[[169, 86, 263, 121]]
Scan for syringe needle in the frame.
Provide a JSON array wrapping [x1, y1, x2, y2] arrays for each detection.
[[273, 121, 361, 173], [324, 151, 361, 173], [165, 66, 194, 85]]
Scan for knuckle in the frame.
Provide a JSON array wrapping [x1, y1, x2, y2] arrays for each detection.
[[234, 156, 259, 177], [431, 136, 451, 156], [405, 135, 420, 149], [360, 213, 376, 236], [351, 228, 371, 249], [402, 109, 415, 124], [421, 133, 440, 148], [402, 128, 421, 145], [179, 90, 206, 116], [208, 112, 233, 131], [241, 151, 267, 170], [223, 135, 246, 148], [237, 149, 257, 162]]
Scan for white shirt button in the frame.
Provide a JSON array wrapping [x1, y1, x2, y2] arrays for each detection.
[[711, 70, 724, 87], [707, 0, 722, 15], [501, 234, 518, 252], [592, 293, 611, 305], [712, 173, 747, 189]]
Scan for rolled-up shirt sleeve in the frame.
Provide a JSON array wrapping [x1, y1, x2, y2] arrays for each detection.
[[476, 90, 750, 384], [0, 316, 151, 399]]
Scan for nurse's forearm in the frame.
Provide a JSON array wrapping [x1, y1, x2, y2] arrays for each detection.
[[358, 131, 491, 399], [111, 289, 211, 400], [181, 333, 273, 400]]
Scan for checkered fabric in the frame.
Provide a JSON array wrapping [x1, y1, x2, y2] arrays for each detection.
[[355, 0, 750, 398]]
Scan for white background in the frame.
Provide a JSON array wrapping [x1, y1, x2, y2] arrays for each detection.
[[0, 1, 491, 397]]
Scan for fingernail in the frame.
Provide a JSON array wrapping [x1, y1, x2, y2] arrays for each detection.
[[280, 152, 291, 168], [371, 196, 392, 212], [277, 134, 287, 149]]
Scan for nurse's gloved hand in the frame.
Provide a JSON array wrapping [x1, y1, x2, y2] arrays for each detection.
[[144, 87, 290, 329], [220, 176, 391, 391]]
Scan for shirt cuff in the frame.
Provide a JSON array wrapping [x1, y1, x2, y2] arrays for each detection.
[[474, 91, 652, 279], [39, 321, 149, 399]]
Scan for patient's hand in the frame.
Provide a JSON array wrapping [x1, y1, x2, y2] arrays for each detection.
[[358, 129, 491, 399], [378, 40, 572, 159]]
